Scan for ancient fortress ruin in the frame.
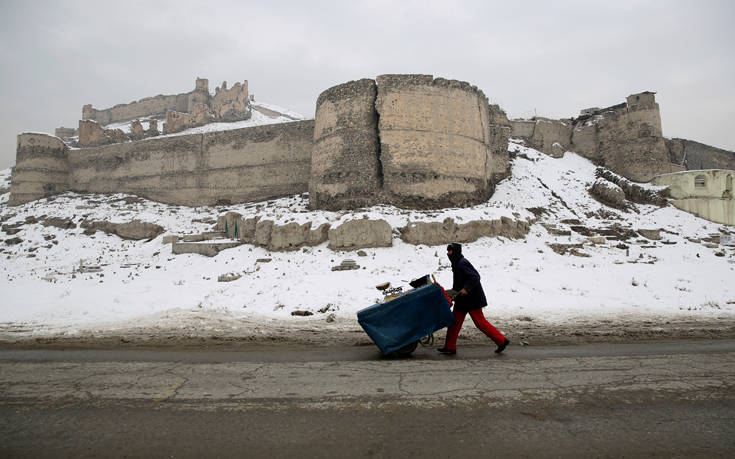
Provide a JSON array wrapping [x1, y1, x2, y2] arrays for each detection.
[[509, 92, 734, 182], [309, 75, 510, 209], [8, 75, 735, 215]]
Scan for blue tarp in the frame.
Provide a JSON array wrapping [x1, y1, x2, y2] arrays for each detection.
[[357, 283, 455, 355]]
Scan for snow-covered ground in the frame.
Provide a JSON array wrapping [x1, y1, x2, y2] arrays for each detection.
[[1, 142, 734, 345]]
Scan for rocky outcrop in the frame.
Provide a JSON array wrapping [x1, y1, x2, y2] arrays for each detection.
[[81, 219, 165, 240], [638, 229, 662, 240], [666, 138, 735, 171], [41, 217, 77, 230], [589, 178, 627, 209], [327, 219, 392, 250], [595, 167, 668, 206], [399, 217, 531, 246]]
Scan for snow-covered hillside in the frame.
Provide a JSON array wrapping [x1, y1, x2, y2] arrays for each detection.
[[1, 141, 733, 344]]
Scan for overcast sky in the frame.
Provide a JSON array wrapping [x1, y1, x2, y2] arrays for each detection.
[[1, 0, 733, 170]]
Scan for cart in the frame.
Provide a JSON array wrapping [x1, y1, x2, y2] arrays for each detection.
[[357, 280, 455, 357]]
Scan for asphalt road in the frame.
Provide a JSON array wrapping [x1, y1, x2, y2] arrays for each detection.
[[1, 340, 734, 458]]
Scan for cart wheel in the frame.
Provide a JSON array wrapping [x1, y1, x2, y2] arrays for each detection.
[[393, 340, 418, 357], [419, 333, 434, 347]]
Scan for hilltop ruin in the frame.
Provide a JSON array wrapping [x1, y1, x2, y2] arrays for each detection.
[[8, 75, 735, 212]]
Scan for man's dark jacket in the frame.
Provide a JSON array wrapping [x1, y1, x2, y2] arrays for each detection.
[[451, 255, 488, 311]]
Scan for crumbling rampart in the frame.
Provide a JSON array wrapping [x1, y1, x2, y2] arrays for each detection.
[[82, 94, 189, 126], [10, 76, 735, 211], [78, 78, 252, 147], [8, 134, 69, 206], [82, 78, 210, 126], [510, 92, 692, 182], [11, 121, 314, 207], [310, 79, 382, 209], [310, 74, 511, 210]]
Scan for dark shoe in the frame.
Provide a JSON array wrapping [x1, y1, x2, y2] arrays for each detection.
[[437, 347, 456, 355], [495, 339, 510, 354]]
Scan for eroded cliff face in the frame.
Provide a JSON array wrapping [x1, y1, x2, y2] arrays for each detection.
[[309, 74, 511, 210]]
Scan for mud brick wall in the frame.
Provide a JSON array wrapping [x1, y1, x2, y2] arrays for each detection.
[[8, 133, 69, 205], [309, 79, 381, 210], [309, 74, 510, 210], [7, 121, 314, 207]]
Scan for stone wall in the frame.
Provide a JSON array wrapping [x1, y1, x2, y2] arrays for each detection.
[[528, 118, 572, 158], [54, 127, 77, 138], [309, 79, 381, 210], [81, 78, 251, 129], [66, 120, 314, 206], [83, 93, 190, 126], [652, 169, 734, 200], [510, 120, 535, 139], [8, 133, 69, 205], [512, 92, 686, 182], [9, 121, 314, 207], [592, 100, 672, 182], [211, 81, 251, 122], [309, 74, 510, 210], [376, 74, 506, 208], [78, 119, 160, 147]]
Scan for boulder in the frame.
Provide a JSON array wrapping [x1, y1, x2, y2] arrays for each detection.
[[41, 217, 77, 230], [269, 222, 312, 251], [81, 220, 164, 240], [114, 221, 165, 240], [595, 167, 669, 206], [236, 216, 260, 242], [328, 219, 392, 250], [589, 178, 627, 209], [255, 220, 274, 247], [638, 229, 662, 240]]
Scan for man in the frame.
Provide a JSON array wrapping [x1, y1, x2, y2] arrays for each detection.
[[438, 243, 510, 355]]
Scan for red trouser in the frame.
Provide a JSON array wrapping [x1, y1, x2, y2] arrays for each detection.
[[444, 307, 506, 351]]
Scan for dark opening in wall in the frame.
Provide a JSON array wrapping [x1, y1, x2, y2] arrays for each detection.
[[694, 174, 707, 188]]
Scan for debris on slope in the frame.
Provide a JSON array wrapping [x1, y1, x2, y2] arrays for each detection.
[[595, 167, 669, 206]]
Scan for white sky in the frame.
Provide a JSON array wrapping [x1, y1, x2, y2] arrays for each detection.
[[1, 0, 734, 169]]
